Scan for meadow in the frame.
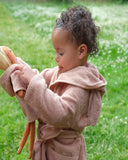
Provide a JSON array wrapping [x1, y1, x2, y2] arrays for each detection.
[[0, 0, 128, 159]]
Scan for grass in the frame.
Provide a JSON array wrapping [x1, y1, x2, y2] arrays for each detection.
[[0, 0, 128, 159]]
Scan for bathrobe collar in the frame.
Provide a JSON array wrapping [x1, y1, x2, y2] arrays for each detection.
[[49, 63, 107, 92]]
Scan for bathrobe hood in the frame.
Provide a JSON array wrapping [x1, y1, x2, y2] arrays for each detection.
[[50, 62, 106, 91]]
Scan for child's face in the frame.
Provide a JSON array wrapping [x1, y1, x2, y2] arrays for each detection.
[[52, 28, 84, 73]]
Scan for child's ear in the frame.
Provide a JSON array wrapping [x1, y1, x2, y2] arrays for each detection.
[[78, 44, 87, 59]]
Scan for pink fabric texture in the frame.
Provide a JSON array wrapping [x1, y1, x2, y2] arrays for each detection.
[[0, 58, 107, 160]]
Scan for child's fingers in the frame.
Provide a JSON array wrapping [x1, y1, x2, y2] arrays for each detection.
[[13, 70, 22, 76], [13, 64, 24, 71]]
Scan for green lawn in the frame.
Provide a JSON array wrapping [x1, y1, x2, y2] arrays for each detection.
[[0, 0, 128, 159]]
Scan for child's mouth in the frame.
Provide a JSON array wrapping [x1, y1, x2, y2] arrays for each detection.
[[58, 66, 63, 71]]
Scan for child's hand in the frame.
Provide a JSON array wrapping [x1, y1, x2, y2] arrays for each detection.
[[14, 64, 36, 86]]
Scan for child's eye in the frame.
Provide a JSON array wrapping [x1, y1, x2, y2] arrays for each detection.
[[59, 53, 63, 56]]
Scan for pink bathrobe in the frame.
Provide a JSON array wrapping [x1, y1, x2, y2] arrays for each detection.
[[0, 58, 107, 160]]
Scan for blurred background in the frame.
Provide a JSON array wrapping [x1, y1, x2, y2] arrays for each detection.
[[0, 0, 128, 159]]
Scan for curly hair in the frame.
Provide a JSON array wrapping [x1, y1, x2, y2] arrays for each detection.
[[54, 6, 100, 55]]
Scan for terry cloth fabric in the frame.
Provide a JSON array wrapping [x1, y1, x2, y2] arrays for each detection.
[[0, 58, 107, 160]]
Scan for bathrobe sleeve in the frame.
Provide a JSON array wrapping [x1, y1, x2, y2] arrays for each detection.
[[0, 65, 15, 96], [23, 74, 89, 128], [0, 57, 38, 96]]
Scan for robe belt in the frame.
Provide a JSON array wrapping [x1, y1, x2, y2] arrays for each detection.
[[37, 123, 81, 143], [32, 124, 82, 160]]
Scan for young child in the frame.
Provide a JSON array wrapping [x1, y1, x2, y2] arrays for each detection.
[[0, 6, 107, 160]]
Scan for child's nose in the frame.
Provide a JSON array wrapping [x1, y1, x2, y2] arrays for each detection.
[[55, 55, 59, 62]]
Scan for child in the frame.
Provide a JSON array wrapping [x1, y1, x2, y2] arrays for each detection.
[[0, 6, 107, 160]]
